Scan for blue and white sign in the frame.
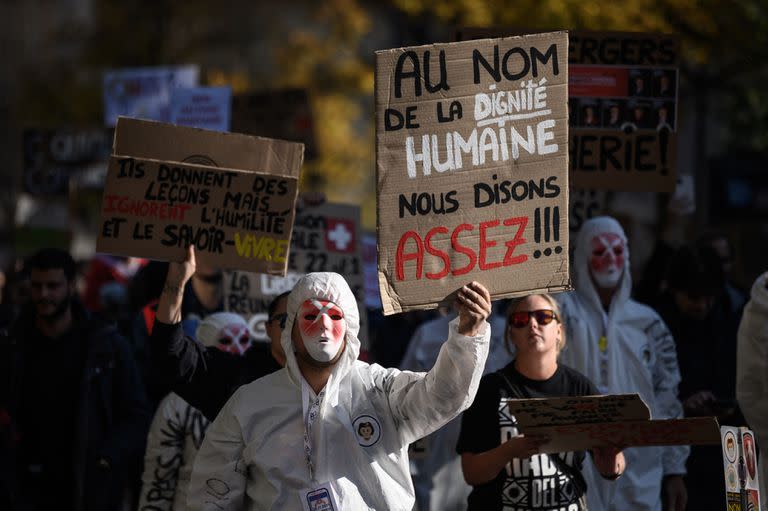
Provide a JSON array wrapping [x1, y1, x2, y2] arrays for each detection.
[[170, 86, 231, 132], [103, 66, 199, 126]]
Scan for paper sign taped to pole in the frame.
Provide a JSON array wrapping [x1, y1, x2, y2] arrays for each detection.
[[96, 118, 304, 274], [375, 31, 570, 315]]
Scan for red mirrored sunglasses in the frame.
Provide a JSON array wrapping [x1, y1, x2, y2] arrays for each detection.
[[509, 309, 558, 328]]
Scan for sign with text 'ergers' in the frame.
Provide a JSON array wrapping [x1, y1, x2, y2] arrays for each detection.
[[96, 118, 304, 274], [504, 394, 721, 455], [375, 31, 570, 315], [455, 29, 680, 192], [224, 201, 368, 346]]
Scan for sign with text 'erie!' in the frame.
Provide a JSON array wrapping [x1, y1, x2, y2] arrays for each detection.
[[375, 31, 570, 314], [96, 117, 304, 274]]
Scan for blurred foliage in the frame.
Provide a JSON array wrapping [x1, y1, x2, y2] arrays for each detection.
[[12, 0, 768, 232]]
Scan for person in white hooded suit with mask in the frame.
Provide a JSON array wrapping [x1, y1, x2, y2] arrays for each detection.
[[187, 272, 491, 510], [556, 216, 689, 511]]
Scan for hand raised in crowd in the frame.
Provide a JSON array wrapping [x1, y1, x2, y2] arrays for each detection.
[[503, 434, 550, 460], [157, 245, 197, 324], [166, 244, 197, 292], [456, 281, 492, 337], [683, 390, 716, 416], [592, 445, 626, 479]]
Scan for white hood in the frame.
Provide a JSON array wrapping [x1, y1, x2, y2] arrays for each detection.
[[572, 215, 631, 316], [281, 272, 361, 402]]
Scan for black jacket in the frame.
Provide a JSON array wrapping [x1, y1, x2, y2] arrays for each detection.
[[149, 320, 281, 421], [0, 302, 150, 511]]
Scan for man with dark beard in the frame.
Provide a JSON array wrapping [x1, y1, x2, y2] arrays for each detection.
[[0, 248, 149, 511]]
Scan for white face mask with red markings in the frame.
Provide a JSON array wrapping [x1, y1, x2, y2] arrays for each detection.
[[216, 322, 252, 355], [589, 232, 626, 289], [298, 299, 347, 362]]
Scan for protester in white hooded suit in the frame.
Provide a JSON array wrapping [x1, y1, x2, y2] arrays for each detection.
[[556, 216, 689, 511], [188, 272, 491, 510]]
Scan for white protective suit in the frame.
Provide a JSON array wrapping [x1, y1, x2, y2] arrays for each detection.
[[736, 271, 768, 509], [556, 216, 689, 511], [139, 312, 249, 511], [188, 272, 490, 510], [400, 311, 510, 511]]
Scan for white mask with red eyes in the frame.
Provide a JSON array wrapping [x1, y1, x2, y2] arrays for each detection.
[[298, 299, 346, 362], [216, 323, 252, 355], [589, 232, 626, 289]]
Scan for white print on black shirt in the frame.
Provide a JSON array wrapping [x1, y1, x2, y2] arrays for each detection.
[[498, 400, 582, 511]]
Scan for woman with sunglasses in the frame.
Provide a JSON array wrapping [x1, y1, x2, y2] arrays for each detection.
[[456, 294, 625, 510]]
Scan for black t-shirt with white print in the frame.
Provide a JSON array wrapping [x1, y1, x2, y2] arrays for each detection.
[[457, 361, 599, 511]]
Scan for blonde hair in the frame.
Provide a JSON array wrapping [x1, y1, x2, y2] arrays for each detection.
[[504, 293, 566, 355]]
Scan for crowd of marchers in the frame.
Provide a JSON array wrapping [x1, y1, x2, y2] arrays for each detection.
[[1, 215, 766, 511]]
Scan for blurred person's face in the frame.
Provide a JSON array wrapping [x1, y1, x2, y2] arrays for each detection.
[[589, 233, 626, 290], [634, 107, 644, 121], [635, 77, 644, 90], [708, 237, 733, 274], [194, 263, 223, 283], [610, 106, 619, 120], [672, 290, 714, 320], [266, 295, 288, 364], [658, 107, 668, 122], [30, 268, 73, 321], [507, 295, 561, 357], [292, 298, 347, 366]]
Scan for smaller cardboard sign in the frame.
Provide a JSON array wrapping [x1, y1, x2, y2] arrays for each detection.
[[503, 394, 721, 455], [721, 426, 762, 511], [103, 66, 199, 127], [96, 118, 304, 274], [170, 86, 232, 132]]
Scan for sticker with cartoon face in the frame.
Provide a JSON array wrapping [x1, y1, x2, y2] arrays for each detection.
[[724, 430, 737, 463], [353, 415, 381, 447]]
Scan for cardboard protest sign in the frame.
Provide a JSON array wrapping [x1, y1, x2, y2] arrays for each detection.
[[96, 118, 304, 274], [503, 394, 721, 455], [170, 86, 232, 132], [722, 426, 762, 510], [455, 28, 680, 192], [223, 201, 368, 346], [375, 31, 570, 314], [231, 89, 317, 160], [103, 66, 199, 127], [22, 127, 113, 196]]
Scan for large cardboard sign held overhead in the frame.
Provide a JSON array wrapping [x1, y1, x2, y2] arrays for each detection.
[[503, 394, 721, 455], [375, 31, 570, 315], [223, 201, 368, 346], [455, 28, 680, 192], [96, 118, 304, 274]]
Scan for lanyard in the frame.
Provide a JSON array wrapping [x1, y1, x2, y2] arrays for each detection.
[[300, 379, 358, 482], [301, 380, 325, 482]]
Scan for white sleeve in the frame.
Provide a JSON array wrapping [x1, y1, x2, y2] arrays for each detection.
[[376, 317, 489, 445], [138, 393, 184, 511], [647, 316, 690, 474], [187, 390, 247, 511], [737, 273, 768, 437]]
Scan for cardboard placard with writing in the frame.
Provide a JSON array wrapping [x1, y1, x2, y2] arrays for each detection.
[[503, 394, 721, 455], [455, 28, 680, 192], [224, 201, 368, 346], [96, 118, 304, 274], [375, 31, 570, 315]]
